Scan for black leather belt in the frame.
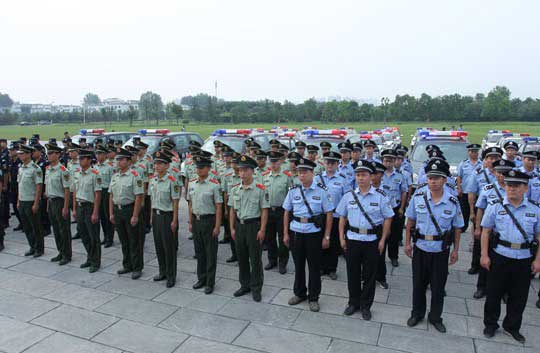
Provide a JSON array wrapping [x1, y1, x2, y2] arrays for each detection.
[[496, 239, 530, 250], [270, 206, 284, 212], [76, 201, 93, 207], [153, 209, 173, 215], [192, 214, 215, 221], [292, 216, 316, 224], [235, 217, 260, 225], [346, 225, 379, 235], [114, 203, 134, 210], [416, 233, 443, 241]]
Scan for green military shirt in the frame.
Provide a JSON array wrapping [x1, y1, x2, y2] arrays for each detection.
[[262, 168, 293, 207], [17, 161, 43, 201], [109, 168, 144, 205], [133, 160, 149, 184], [107, 159, 117, 174], [95, 161, 113, 189], [44, 163, 71, 198], [188, 176, 223, 215], [228, 181, 270, 220], [67, 160, 81, 192], [74, 167, 102, 203], [314, 160, 325, 174], [149, 172, 180, 212], [223, 172, 241, 195], [137, 155, 153, 179]]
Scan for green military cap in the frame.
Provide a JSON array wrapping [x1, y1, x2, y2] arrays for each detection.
[[198, 150, 213, 158], [213, 140, 223, 147], [287, 151, 301, 162], [136, 141, 149, 149], [78, 149, 94, 159], [319, 141, 332, 149], [248, 141, 262, 150], [189, 140, 202, 147], [307, 145, 319, 152], [278, 143, 290, 152], [160, 138, 176, 150], [323, 151, 341, 161], [188, 145, 201, 153], [95, 145, 109, 154], [255, 149, 268, 159], [231, 153, 241, 163], [17, 144, 34, 154], [68, 142, 81, 152], [244, 137, 255, 145], [222, 145, 233, 156], [115, 147, 133, 159], [237, 155, 257, 169], [45, 143, 62, 153], [153, 150, 171, 163], [193, 155, 213, 168], [268, 151, 284, 162], [269, 139, 280, 147], [295, 141, 307, 148], [159, 148, 174, 159], [125, 145, 140, 154]]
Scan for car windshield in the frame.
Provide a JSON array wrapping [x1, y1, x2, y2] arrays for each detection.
[[71, 135, 101, 145], [202, 136, 246, 154], [412, 140, 468, 164], [522, 143, 540, 152], [500, 137, 523, 147], [124, 135, 163, 154], [297, 136, 345, 151], [486, 134, 502, 143]]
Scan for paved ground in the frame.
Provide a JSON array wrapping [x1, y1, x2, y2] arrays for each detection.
[[1, 200, 539, 353]]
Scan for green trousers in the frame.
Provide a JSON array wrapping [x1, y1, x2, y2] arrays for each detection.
[[49, 197, 72, 260], [113, 203, 144, 272], [76, 202, 101, 267], [99, 189, 114, 243], [19, 201, 44, 252], [235, 220, 263, 293], [152, 210, 177, 281], [193, 215, 218, 287]]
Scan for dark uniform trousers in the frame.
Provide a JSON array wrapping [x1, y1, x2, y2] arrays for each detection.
[[376, 242, 388, 283], [346, 238, 379, 309], [76, 202, 101, 267], [49, 197, 72, 260], [69, 192, 79, 238], [19, 201, 44, 252], [290, 230, 322, 302], [0, 190, 9, 228], [321, 217, 340, 274], [143, 195, 151, 233], [235, 219, 263, 294], [222, 205, 231, 240], [113, 203, 144, 272], [226, 206, 237, 258], [8, 187, 21, 226], [40, 194, 51, 235], [99, 189, 114, 244], [266, 207, 289, 266], [192, 215, 218, 287], [484, 251, 532, 332], [475, 227, 488, 291], [412, 246, 450, 323], [459, 193, 471, 233], [153, 209, 177, 281], [387, 206, 403, 260]]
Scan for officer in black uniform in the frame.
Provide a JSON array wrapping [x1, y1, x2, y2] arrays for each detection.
[[7, 142, 22, 231], [31, 141, 51, 236]]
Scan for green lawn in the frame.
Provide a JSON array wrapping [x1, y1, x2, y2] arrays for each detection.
[[3, 121, 540, 146]]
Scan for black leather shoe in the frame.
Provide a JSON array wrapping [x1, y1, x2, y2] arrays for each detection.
[[14, 225, 23, 231], [278, 264, 287, 274], [188, 235, 193, 240], [391, 259, 399, 267], [378, 280, 389, 289], [153, 274, 166, 282], [252, 291, 262, 302], [88, 266, 99, 273], [536, 298, 540, 309], [24, 249, 35, 256], [264, 262, 277, 270], [483, 327, 496, 338], [33, 251, 43, 258], [407, 316, 422, 327], [467, 267, 479, 275], [504, 329, 525, 343], [72, 234, 81, 240], [233, 287, 251, 297], [50, 255, 62, 262], [343, 305, 357, 316], [192, 281, 205, 289], [204, 286, 214, 295], [429, 320, 446, 333], [473, 289, 486, 299], [361, 308, 372, 321], [104, 242, 113, 248], [0, 243, 4, 252], [116, 268, 131, 274], [226, 256, 237, 263], [131, 271, 142, 280], [166, 279, 175, 288], [100, 239, 107, 245], [58, 258, 70, 266], [80, 262, 91, 269]]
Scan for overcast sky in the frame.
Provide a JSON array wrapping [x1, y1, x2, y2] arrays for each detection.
[[2, 0, 539, 105]]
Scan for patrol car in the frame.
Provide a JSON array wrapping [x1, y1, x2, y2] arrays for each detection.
[[495, 132, 528, 150], [123, 129, 204, 157], [380, 127, 402, 149], [201, 129, 274, 154], [71, 129, 137, 146], [409, 130, 469, 185], [296, 128, 355, 151], [518, 136, 540, 153], [481, 129, 510, 150], [410, 127, 436, 149]]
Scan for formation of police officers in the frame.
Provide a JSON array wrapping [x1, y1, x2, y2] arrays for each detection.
[[1, 134, 539, 343]]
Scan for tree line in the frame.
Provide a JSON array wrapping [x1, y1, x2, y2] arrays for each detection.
[[1, 86, 540, 126]]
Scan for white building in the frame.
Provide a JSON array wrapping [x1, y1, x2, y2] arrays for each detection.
[[86, 98, 138, 113]]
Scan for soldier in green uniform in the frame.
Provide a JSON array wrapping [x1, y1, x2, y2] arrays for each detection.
[[44, 143, 72, 265], [109, 148, 145, 279], [189, 155, 223, 294], [67, 143, 81, 239], [136, 141, 153, 234], [287, 152, 302, 185], [262, 151, 293, 273], [17, 144, 44, 257], [95, 146, 114, 247], [72, 149, 102, 272], [222, 151, 241, 263], [150, 151, 180, 288], [218, 145, 234, 246], [228, 155, 269, 302], [307, 145, 325, 174]]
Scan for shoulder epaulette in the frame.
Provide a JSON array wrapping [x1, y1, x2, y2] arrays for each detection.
[[131, 170, 139, 177], [138, 163, 146, 170], [283, 170, 292, 177], [488, 199, 501, 205], [262, 170, 271, 176], [395, 169, 402, 174], [108, 161, 114, 166], [32, 163, 39, 168], [146, 155, 152, 162], [186, 161, 193, 165], [462, 158, 468, 162], [168, 175, 176, 182], [172, 167, 180, 173], [91, 169, 99, 175], [417, 182, 428, 188], [256, 183, 266, 190], [317, 182, 328, 191], [225, 172, 233, 177], [528, 199, 540, 207], [289, 184, 299, 191], [483, 184, 494, 191], [149, 174, 155, 179], [189, 177, 197, 182], [210, 178, 219, 184], [60, 165, 66, 171], [232, 182, 241, 188], [449, 196, 458, 204], [211, 169, 219, 176], [376, 188, 387, 197], [339, 173, 346, 179]]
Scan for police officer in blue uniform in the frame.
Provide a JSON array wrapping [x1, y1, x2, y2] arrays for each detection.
[[464, 146, 502, 277], [405, 159, 464, 333], [319, 151, 348, 280], [337, 160, 393, 319], [363, 140, 381, 163], [380, 149, 408, 267], [395, 144, 413, 175], [480, 170, 540, 343], [338, 142, 355, 187], [519, 151, 540, 202], [457, 144, 482, 235], [283, 158, 333, 312], [502, 140, 522, 168]]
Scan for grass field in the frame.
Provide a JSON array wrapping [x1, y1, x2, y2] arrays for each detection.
[[3, 121, 540, 146]]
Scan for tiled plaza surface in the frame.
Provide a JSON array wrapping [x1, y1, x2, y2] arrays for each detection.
[[1, 200, 539, 353]]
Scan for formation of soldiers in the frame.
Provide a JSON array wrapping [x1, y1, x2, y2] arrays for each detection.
[[1, 134, 539, 343]]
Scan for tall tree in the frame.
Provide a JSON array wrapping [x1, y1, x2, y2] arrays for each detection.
[[139, 91, 164, 125], [481, 86, 511, 120], [0, 92, 14, 109], [83, 93, 101, 106]]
